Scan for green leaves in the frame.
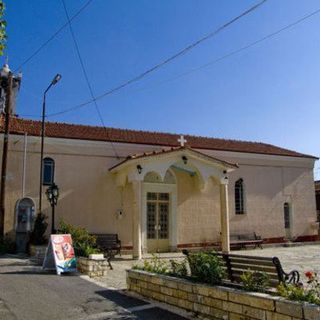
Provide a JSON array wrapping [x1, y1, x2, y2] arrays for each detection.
[[0, 235, 15, 254], [29, 212, 48, 245], [133, 254, 169, 275], [0, 1, 6, 56], [277, 272, 320, 305], [240, 271, 270, 293], [58, 220, 99, 257], [186, 251, 225, 285]]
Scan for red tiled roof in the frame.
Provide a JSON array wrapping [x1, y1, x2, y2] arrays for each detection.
[[109, 146, 239, 171], [1, 117, 317, 159]]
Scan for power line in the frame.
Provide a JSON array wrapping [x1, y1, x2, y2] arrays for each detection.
[[61, 0, 120, 159], [37, 4, 320, 119], [31, 0, 267, 118], [13, 0, 93, 72], [131, 7, 320, 94]]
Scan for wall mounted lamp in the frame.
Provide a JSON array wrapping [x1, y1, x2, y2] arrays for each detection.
[[182, 156, 188, 165], [137, 165, 142, 174]]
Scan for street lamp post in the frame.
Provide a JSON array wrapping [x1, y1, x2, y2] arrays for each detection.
[[45, 183, 59, 234], [38, 74, 62, 213]]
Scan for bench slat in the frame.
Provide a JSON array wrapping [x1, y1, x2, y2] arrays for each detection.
[[225, 254, 274, 261], [230, 263, 277, 273], [231, 269, 279, 281], [229, 259, 275, 267]]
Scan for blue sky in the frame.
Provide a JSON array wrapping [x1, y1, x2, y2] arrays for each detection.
[[4, 0, 320, 178]]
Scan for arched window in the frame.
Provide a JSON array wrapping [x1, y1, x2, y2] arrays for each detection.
[[43, 157, 55, 185], [235, 178, 245, 214], [284, 202, 290, 229]]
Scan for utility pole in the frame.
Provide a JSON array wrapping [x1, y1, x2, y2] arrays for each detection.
[[0, 71, 13, 237]]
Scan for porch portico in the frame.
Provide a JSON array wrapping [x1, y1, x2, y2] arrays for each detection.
[[110, 146, 238, 259]]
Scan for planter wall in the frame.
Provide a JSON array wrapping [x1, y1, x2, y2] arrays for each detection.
[[77, 257, 108, 277], [127, 269, 320, 320]]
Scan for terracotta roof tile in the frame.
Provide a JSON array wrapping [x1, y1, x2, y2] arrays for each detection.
[[1, 117, 317, 159]]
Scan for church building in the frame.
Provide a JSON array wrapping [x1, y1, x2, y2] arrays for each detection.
[[1, 117, 318, 258]]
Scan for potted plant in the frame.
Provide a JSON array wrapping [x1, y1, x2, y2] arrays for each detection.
[[58, 220, 107, 277], [29, 212, 48, 264]]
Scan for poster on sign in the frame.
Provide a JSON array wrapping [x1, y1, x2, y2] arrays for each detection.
[[43, 234, 77, 275]]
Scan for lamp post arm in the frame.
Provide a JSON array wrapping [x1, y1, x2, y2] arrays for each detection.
[[44, 82, 53, 95]]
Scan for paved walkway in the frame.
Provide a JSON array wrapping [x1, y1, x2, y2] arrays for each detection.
[[96, 244, 320, 289], [233, 243, 320, 282]]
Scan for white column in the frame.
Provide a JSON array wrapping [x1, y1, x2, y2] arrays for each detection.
[[132, 181, 142, 259], [220, 182, 230, 254]]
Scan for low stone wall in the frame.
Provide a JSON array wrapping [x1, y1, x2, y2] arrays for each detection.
[[77, 257, 108, 277], [127, 269, 320, 320]]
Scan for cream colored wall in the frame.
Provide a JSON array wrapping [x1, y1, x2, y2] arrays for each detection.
[[176, 170, 221, 244], [228, 165, 317, 239], [2, 134, 134, 248], [1, 133, 317, 247], [175, 153, 317, 245]]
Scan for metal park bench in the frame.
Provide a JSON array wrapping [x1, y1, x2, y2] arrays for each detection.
[[182, 250, 300, 288], [92, 234, 122, 270], [230, 232, 263, 249]]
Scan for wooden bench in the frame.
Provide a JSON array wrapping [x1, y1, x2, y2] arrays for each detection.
[[230, 232, 263, 249], [182, 250, 300, 288], [92, 234, 122, 270]]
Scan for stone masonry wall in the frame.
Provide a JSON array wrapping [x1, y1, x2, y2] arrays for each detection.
[[127, 269, 320, 320], [77, 257, 108, 277]]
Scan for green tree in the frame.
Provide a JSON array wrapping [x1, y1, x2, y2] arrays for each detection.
[[0, 1, 6, 55]]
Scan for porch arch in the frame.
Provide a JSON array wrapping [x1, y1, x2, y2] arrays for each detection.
[[110, 147, 238, 259]]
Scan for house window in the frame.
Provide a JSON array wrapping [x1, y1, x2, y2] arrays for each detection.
[[235, 178, 245, 214], [43, 158, 55, 185]]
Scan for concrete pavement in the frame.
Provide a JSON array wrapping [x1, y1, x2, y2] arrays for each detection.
[[0, 263, 190, 320], [1, 244, 320, 319]]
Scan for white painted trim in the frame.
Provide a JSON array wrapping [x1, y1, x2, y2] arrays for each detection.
[[141, 183, 177, 253]]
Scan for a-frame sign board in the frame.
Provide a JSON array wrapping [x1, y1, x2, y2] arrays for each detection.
[[43, 234, 77, 275]]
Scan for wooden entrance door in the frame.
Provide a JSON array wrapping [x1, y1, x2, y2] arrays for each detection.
[[146, 192, 170, 252]]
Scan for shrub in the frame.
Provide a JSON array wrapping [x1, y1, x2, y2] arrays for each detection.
[[0, 236, 15, 254], [185, 251, 225, 285], [170, 259, 188, 277], [240, 270, 270, 292], [277, 271, 320, 305], [58, 220, 99, 257], [29, 212, 48, 245], [133, 254, 169, 274]]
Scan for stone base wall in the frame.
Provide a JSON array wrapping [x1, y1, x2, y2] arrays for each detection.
[[77, 257, 108, 277], [127, 269, 320, 320]]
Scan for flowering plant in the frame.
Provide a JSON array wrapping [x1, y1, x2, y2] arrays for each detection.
[[277, 270, 320, 305]]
